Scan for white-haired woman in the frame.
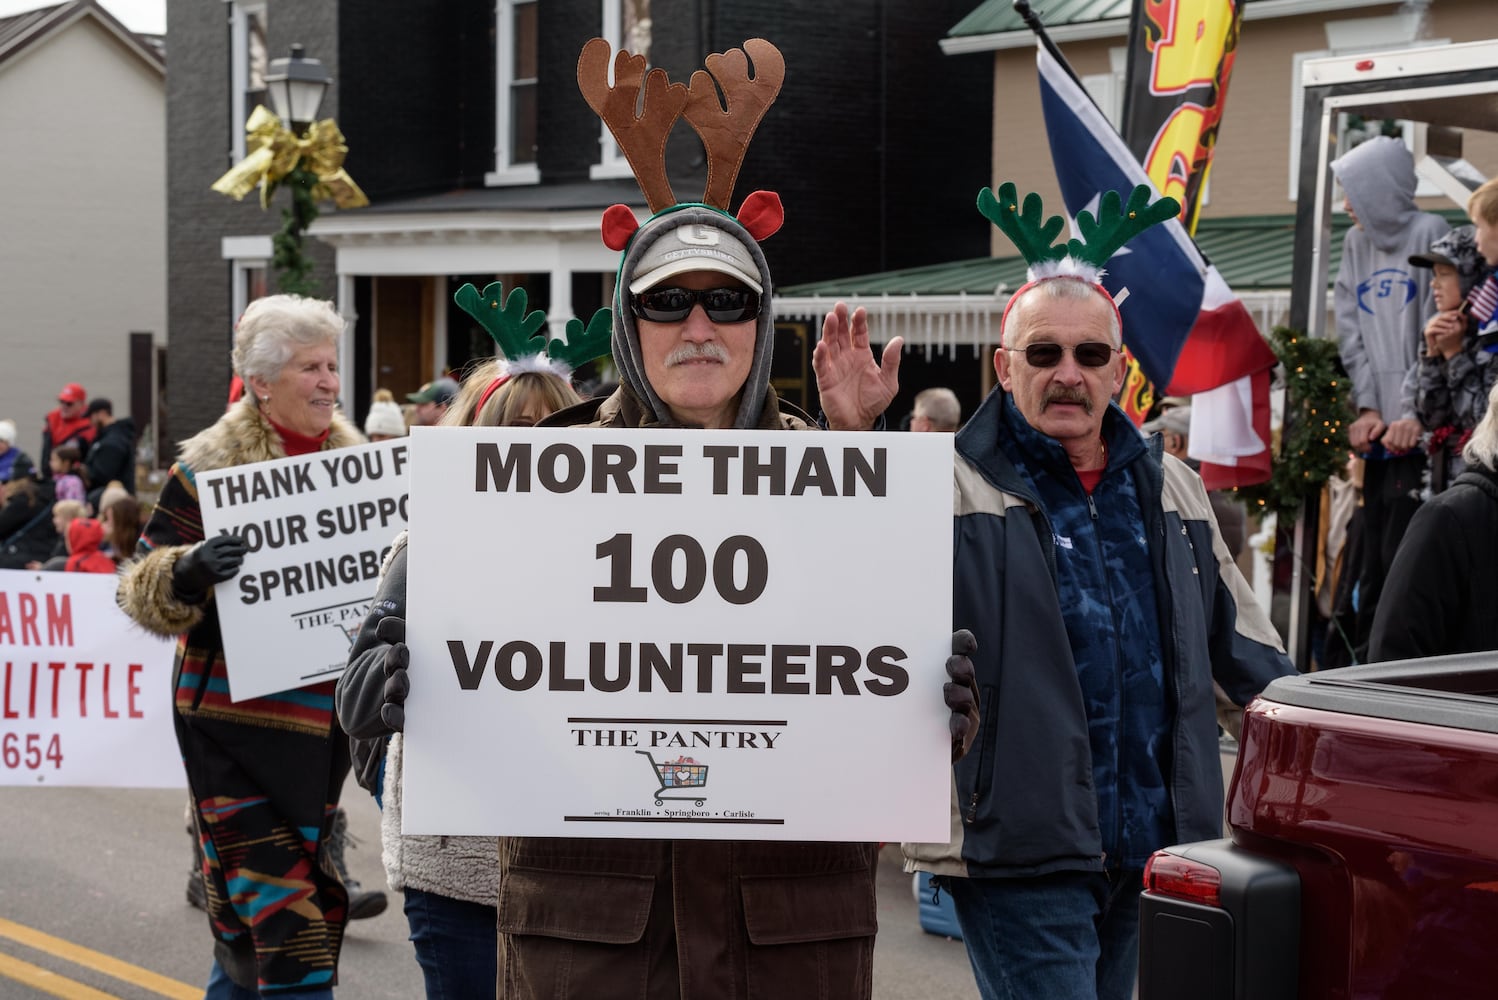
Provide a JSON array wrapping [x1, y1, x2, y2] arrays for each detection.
[[1370, 379, 1498, 661], [119, 294, 380, 998]]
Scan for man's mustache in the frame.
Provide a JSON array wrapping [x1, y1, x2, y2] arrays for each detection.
[[1042, 387, 1093, 413], [666, 343, 730, 366]]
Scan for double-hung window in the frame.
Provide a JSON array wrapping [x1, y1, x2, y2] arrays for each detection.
[[488, 0, 540, 185], [228, 1, 268, 163], [590, 0, 650, 179]]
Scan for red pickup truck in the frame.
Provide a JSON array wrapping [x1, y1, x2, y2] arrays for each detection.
[[1138, 654, 1498, 999]]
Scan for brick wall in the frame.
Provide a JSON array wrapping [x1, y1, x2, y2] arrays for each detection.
[[165, 0, 338, 442]]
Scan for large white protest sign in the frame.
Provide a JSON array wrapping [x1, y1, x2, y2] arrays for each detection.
[[198, 438, 409, 701], [401, 426, 954, 842], [0, 570, 182, 787]]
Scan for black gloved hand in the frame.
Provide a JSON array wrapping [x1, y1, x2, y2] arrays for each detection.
[[376, 615, 410, 732], [945, 629, 980, 762], [171, 534, 247, 604]]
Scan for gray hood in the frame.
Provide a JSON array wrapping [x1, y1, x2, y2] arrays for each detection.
[[1331, 135, 1421, 254], [613, 206, 776, 429]]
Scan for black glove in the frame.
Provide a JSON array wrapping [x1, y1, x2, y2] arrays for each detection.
[[375, 615, 410, 732], [945, 629, 980, 762], [171, 534, 247, 604]]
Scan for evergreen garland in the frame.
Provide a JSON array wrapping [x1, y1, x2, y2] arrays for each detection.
[[1233, 326, 1352, 521], [271, 165, 322, 297]]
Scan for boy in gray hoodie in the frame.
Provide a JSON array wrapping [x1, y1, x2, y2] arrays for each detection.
[[1331, 134, 1449, 652]]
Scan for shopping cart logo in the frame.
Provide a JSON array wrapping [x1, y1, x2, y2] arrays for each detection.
[[636, 750, 708, 807]]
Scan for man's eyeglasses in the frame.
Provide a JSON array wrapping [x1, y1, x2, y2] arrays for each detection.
[[630, 287, 761, 324], [1005, 342, 1118, 368]]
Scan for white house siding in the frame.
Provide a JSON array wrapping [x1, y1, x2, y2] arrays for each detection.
[[0, 12, 165, 462]]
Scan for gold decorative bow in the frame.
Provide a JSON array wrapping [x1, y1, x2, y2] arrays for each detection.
[[211, 105, 368, 210]]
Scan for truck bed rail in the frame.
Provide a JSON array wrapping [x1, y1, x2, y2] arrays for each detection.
[[1260, 653, 1498, 734]]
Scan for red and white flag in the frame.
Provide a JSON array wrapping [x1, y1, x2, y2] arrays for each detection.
[[1037, 41, 1276, 489]]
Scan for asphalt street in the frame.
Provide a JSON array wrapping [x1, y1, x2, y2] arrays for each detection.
[[0, 778, 979, 999]]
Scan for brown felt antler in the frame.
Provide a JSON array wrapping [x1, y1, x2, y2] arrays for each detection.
[[577, 38, 690, 213], [682, 39, 784, 211]]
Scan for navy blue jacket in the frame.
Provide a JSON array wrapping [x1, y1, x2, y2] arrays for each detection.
[[904, 389, 1293, 879]]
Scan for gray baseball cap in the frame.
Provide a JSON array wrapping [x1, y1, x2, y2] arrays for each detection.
[[1409, 225, 1484, 297], [1143, 405, 1191, 437], [627, 221, 762, 294]]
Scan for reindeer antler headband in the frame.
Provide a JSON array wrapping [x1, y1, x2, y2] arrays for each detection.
[[979, 182, 1179, 343], [577, 37, 787, 247], [453, 281, 612, 412]]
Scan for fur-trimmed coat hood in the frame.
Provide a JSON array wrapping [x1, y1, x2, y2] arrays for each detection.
[[179, 398, 364, 473]]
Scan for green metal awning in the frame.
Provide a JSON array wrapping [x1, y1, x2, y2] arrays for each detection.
[[773, 212, 1371, 350], [778, 208, 1468, 349]]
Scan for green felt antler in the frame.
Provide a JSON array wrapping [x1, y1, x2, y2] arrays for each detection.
[[547, 307, 614, 371], [1065, 185, 1180, 267], [978, 183, 1068, 266], [454, 281, 548, 360]]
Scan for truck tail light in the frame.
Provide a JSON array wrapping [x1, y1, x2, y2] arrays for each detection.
[[1144, 850, 1223, 907]]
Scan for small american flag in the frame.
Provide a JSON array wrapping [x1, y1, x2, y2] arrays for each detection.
[[1468, 273, 1498, 323]]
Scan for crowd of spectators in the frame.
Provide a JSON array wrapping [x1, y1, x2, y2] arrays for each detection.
[[0, 385, 141, 574]]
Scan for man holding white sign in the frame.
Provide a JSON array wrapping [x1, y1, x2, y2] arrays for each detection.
[[336, 36, 979, 1000]]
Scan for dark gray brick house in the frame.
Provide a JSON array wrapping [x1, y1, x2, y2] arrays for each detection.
[[165, 0, 991, 438]]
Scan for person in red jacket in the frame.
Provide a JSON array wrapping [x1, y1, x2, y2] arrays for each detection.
[[63, 517, 115, 574], [41, 382, 96, 480]]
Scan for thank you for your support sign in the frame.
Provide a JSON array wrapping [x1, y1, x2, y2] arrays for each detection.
[[198, 438, 409, 701], [1, 570, 181, 787], [401, 426, 954, 842]]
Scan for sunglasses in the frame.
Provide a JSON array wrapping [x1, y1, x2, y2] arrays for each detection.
[[1006, 342, 1118, 368], [630, 286, 761, 324]]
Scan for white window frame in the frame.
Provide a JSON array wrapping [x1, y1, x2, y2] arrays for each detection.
[[487, 0, 541, 186], [1081, 71, 1122, 128], [1081, 47, 1127, 128], [223, 236, 273, 326], [589, 0, 636, 180], [227, 0, 268, 164]]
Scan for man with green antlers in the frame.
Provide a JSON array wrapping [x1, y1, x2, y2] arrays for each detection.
[[903, 183, 1291, 1000]]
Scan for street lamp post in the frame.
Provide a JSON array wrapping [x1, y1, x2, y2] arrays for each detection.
[[263, 45, 332, 296], [265, 44, 331, 130], [211, 44, 366, 296]]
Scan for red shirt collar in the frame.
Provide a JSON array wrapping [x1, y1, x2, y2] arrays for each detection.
[[266, 416, 332, 456]]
